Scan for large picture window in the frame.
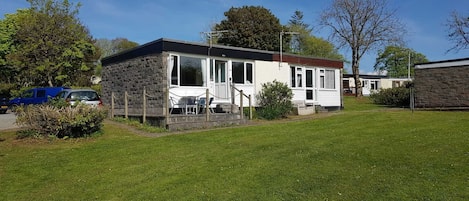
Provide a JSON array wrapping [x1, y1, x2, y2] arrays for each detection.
[[170, 55, 206, 87], [320, 69, 336, 89], [232, 62, 253, 84]]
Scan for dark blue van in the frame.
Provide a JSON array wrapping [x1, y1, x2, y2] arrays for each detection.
[[9, 87, 69, 107]]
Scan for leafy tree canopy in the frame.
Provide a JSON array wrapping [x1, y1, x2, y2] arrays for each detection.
[[286, 10, 344, 61], [2, 0, 98, 87], [374, 46, 428, 78], [95, 38, 139, 59], [214, 6, 284, 51]]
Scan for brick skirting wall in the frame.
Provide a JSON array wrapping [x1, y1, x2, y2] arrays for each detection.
[[414, 66, 469, 108]]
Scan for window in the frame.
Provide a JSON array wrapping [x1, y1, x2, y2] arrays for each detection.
[[306, 70, 313, 88], [246, 63, 253, 84], [320, 69, 336, 89], [170, 55, 178, 85], [370, 80, 379, 90], [290, 66, 302, 88], [170, 55, 206, 87], [291, 67, 296, 87], [306, 90, 313, 100], [37, 90, 46, 98], [232, 62, 244, 84], [232, 62, 253, 84], [22, 90, 34, 98]]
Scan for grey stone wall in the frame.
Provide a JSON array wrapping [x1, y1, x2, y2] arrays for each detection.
[[415, 66, 469, 108], [102, 53, 168, 117]]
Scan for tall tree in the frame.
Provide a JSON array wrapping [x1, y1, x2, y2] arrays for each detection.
[[7, 0, 98, 87], [446, 11, 469, 52], [319, 0, 405, 96], [286, 10, 344, 60], [214, 6, 284, 51], [374, 46, 428, 78], [287, 10, 312, 53]]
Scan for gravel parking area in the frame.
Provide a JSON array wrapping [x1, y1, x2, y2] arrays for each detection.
[[0, 111, 18, 131]]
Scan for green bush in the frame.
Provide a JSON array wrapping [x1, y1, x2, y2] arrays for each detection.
[[370, 87, 410, 107], [242, 107, 258, 119], [256, 80, 293, 120], [15, 103, 108, 138]]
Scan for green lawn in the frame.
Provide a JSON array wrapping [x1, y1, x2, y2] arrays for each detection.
[[1, 97, 468, 200]]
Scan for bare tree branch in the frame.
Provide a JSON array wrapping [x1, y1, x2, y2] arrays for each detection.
[[319, 0, 406, 96]]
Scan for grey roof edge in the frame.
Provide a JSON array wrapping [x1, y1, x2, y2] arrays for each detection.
[[414, 57, 469, 69]]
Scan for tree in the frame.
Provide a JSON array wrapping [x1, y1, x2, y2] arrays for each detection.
[[374, 46, 429, 78], [287, 10, 312, 53], [320, 0, 405, 96], [214, 6, 285, 51], [0, 10, 31, 84], [6, 0, 98, 87], [446, 11, 469, 52], [286, 10, 344, 60], [95, 38, 139, 59]]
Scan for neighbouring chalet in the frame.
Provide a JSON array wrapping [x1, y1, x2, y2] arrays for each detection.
[[101, 38, 343, 130], [343, 74, 410, 96], [414, 58, 469, 109]]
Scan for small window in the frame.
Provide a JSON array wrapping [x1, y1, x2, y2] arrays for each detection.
[[306, 90, 313, 100], [246, 63, 253, 84], [291, 67, 296, 87], [232, 62, 244, 84], [291, 66, 303, 88], [306, 70, 313, 88], [232, 62, 253, 84], [170, 55, 178, 86], [320, 69, 336, 89]]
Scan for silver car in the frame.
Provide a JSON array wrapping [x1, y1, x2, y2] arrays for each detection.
[[55, 89, 102, 107]]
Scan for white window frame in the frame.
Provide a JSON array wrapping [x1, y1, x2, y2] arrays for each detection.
[[319, 69, 336, 89], [169, 54, 207, 87], [290, 66, 303, 88], [232, 61, 254, 85]]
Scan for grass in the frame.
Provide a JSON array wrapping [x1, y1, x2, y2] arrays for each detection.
[[0, 97, 468, 200]]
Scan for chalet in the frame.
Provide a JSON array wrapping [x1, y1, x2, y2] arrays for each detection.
[[101, 38, 343, 129], [343, 74, 409, 96]]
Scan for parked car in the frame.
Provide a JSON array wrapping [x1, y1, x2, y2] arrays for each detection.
[[54, 89, 102, 107], [9, 87, 69, 107], [0, 96, 9, 114]]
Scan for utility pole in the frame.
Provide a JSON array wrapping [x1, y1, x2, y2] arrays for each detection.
[[408, 50, 411, 80]]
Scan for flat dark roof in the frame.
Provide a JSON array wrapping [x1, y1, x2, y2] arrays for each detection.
[[102, 38, 343, 69]]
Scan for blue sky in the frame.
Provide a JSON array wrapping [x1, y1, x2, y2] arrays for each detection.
[[1, 0, 469, 74]]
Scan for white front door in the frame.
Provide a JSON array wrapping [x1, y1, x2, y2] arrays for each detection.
[[215, 60, 228, 99]]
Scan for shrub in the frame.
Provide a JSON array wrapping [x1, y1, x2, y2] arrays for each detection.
[[15, 103, 108, 138], [370, 87, 410, 107], [256, 80, 293, 120]]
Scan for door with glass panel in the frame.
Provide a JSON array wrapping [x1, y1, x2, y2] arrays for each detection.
[[214, 60, 228, 99]]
